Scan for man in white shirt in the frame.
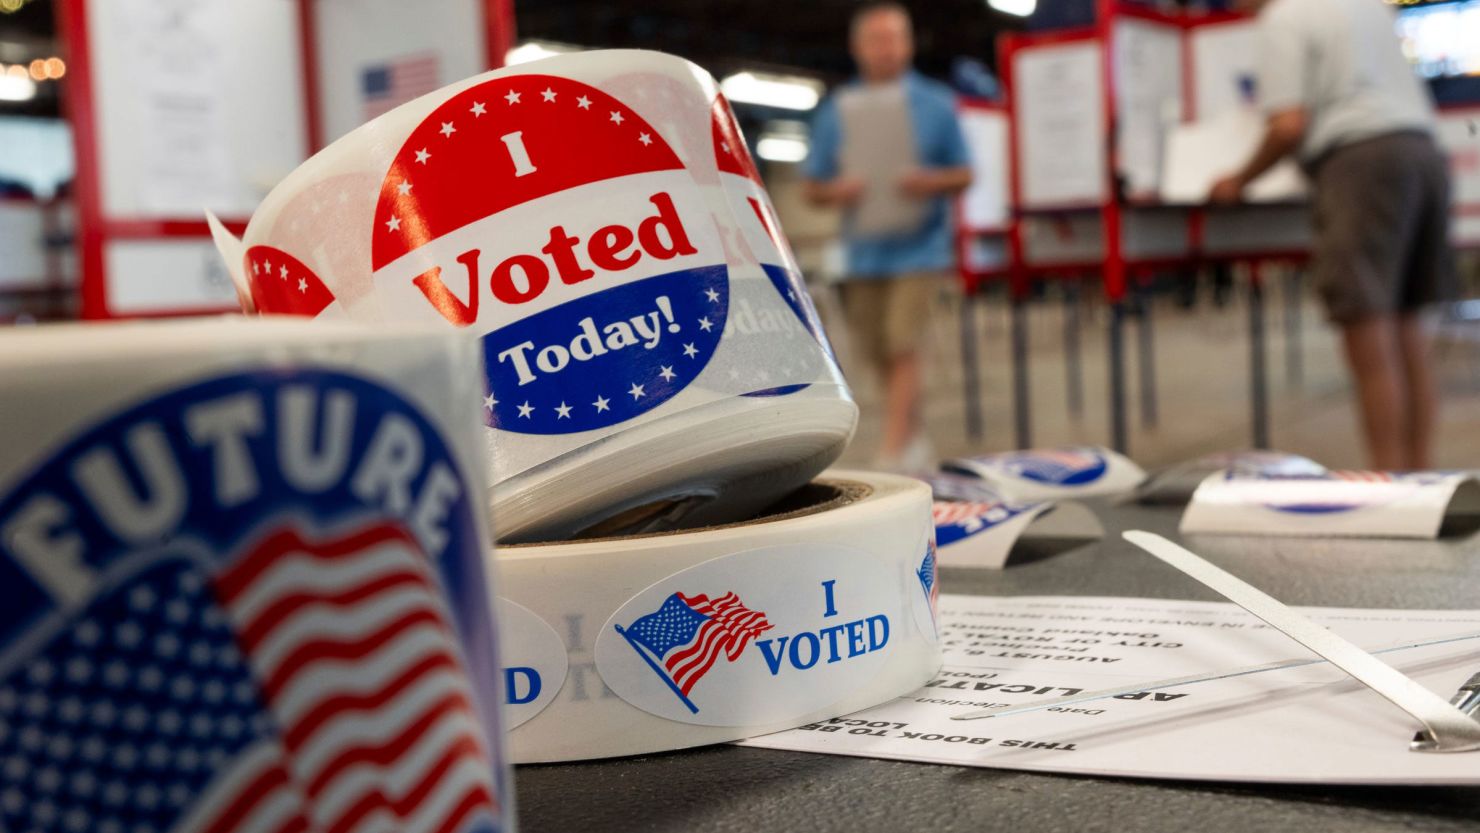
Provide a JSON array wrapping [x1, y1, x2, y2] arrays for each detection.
[[1212, 0, 1454, 470]]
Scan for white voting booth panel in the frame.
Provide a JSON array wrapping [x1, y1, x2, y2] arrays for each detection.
[[1013, 41, 1107, 210], [68, 0, 502, 318], [103, 239, 240, 316], [958, 106, 1011, 233], [1113, 18, 1183, 200], [70, 0, 309, 317], [88, 0, 306, 221], [0, 202, 47, 289], [313, 0, 493, 144], [1009, 30, 1189, 267], [1189, 20, 1259, 125]]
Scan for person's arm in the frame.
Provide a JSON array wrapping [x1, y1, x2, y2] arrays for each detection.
[[897, 166, 974, 198], [1209, 108, 1308, 203], [801, 97, 865, 208], [804, 176, 867, 207], [1210, 14, 1307, 204], [897, 96, 975, 199]]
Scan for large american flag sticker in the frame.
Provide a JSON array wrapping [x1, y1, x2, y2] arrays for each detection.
[[0, 522, 500, 833]]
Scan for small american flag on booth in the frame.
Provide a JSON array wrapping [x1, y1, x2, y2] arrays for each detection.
[[362, 54, 441, 121]]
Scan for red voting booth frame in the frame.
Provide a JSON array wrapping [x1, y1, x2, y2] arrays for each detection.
[[56, 0, 517, 321], [964, 1, 1480, 456]]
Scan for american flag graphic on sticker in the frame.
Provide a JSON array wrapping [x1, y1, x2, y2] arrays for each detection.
[[0, 370, 509, 833], [615, 592, 774, 714]]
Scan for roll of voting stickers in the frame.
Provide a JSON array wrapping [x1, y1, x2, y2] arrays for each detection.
[[490, 471, 942, 762], [218, 50, 856, 543], [0, 318, 513, 833]]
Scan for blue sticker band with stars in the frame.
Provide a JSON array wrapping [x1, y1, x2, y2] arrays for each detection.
[[0, 369, 506, 833], [483, 265, 728, 435]]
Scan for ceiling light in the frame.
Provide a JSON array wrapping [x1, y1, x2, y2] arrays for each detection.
[[0, 74, 36, 101], [987, 0, 1037, 16], [719, 72, 823, 111], [44, 57, 63, 79], [756, 135, 809, 163]]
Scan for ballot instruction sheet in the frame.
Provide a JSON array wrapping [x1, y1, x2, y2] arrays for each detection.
[[741, 595, 1480, 784]]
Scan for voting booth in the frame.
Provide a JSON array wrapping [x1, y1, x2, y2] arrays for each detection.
[[971, 1, 1480, 458], [57, 0, 513, 319]]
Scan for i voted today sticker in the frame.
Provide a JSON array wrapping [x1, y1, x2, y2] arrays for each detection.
[[242, 245, 338, 317], [595, 544, 900, 728], [369, 74, 730, 436]]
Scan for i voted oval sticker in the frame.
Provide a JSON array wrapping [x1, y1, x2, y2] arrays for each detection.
[[595, 543, 899, 727], [370, 75, 729, 435], [495, 597, 568, 729]]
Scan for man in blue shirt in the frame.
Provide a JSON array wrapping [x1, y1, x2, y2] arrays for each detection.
[[804, 1, 973, 470]]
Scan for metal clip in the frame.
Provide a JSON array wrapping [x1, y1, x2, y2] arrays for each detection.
[[1413, 672, 1480, 753]]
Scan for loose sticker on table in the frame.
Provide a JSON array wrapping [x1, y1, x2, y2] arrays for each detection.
[[933, 500, 1041, 548], [595, 544, 899, 727], [1257, 471, 1429, 514], [370, 74, 730, 435], [0, 370, 508, 833], [1182, 470, 1480, 538], [947, 446, 1146, 501]]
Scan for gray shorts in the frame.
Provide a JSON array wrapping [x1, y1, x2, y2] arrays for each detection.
[[1309, 131, 1456, 325]]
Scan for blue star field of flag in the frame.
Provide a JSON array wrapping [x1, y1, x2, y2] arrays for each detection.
[[0, 557, 274, 833]]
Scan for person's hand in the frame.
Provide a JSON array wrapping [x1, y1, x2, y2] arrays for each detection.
[[897, 168, 939, 199], [1209, 174, 1246, 205], [830, 175, 866, 206]]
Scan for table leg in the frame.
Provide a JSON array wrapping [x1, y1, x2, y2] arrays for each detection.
[[1136, 277, 1158, 429], [1012, 295, 1031, 450], [960, 290, 984, 441], [1284, 266, 1304, 388], [1249, 264, 1271, 450], [1064, 280, 1083, 420], [1109, 300, 1128, 454]]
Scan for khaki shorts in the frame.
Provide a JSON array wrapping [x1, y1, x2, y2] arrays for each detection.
[[1309, 131, 1456, 325], [839, 271, 948, 372]]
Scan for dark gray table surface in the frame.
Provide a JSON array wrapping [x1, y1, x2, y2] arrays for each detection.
[[513, 499, 1480, 833]]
